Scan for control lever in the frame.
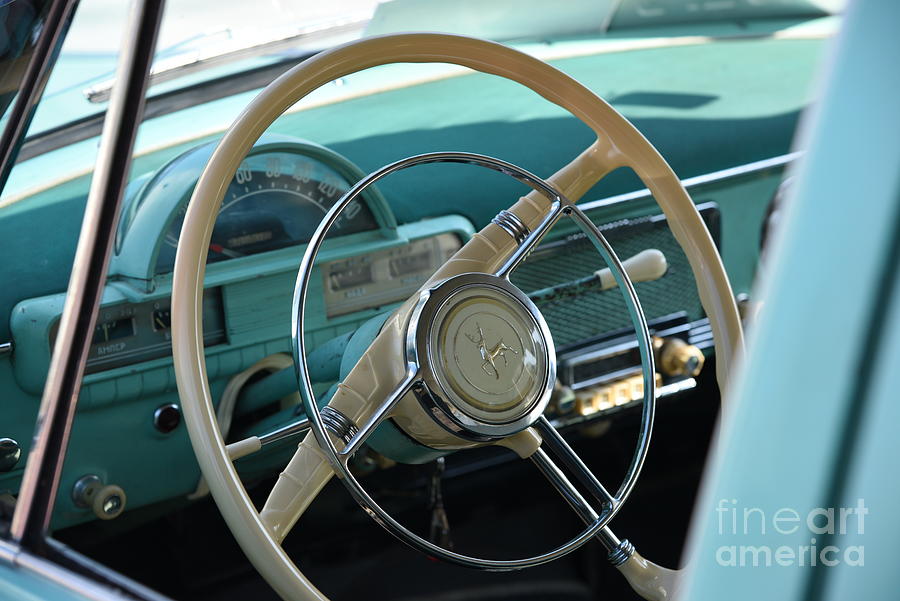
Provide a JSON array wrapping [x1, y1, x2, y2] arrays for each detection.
[[594, 248, 667, 290], [530, 249, 668, 303]]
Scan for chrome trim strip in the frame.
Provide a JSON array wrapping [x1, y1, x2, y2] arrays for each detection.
[[570, 366, 641, 392], [579, 151, 802, 213], [568, 338, 639, 368], [608, 539, 636, 566], [0, 538, 174, 601], [550, 377, 697, 430], [0, 538, 16, 564], [491, 209, 531, 244], [660, 377, 698, 396], [320, 406, 359, 445]]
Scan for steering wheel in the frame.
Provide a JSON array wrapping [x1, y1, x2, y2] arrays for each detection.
[[172, 33, 743, 601]]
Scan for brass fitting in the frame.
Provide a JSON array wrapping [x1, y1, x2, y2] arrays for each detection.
[[653, 336, 705, 378]]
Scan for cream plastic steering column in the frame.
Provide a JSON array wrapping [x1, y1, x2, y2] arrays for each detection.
[[172, 33, 743, 601]]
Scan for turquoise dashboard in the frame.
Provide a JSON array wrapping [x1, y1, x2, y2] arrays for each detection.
[[0, 20, 829, 531]]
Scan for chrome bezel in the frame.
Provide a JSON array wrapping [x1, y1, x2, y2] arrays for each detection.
[[411, 272, 556, 439]]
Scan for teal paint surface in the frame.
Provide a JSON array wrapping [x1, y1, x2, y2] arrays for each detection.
[[682, 1, 900, 598], [0, 560, 92, 601], [0, 32, 826, 342]]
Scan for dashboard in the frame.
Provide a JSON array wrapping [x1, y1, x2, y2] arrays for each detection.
[[50, 291, 225, 376], [322, 234, 461, 317], [5, 132, 727, 528], [0, 112, 768, 534], [0, 22, 816, 526], [17, 137, 465, 390]]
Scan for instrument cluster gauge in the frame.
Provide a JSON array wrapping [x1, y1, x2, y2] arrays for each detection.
[[323, 233, 462, 317], [154, 150, 379, 273], [49, 291, 226, 375], [116, 136, 391, 279]]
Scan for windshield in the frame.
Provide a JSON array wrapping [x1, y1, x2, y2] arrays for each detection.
[[5, 0, 843, 139], [18, 0, 380, 135], [0, 0, 843, 207], [0, 0, 54, 124]]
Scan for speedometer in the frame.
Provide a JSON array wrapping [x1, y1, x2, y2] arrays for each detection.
[[150, 144, 380, 273]]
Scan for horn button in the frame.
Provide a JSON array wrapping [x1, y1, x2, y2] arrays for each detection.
[[413, 273, 555, 438]]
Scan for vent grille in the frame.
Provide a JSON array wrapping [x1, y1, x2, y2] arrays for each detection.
[[511, 206, 717, 349]]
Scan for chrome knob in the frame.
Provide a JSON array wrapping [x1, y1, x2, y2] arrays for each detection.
[[0, 438, 20, 472], [72, 474, 102, 507]]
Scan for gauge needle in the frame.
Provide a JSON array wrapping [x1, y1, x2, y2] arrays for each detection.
[[209, 243, 245, 258]]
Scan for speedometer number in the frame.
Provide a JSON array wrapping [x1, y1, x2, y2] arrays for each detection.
[[265, 157, 282, 178], [317, 179, 340, 198], [344, 201, 361, 220], [235, 162, 253, 184], [291, 162, 312, 183]]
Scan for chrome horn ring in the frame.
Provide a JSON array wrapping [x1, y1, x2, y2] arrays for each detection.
[[291, 151, 656, 570], [411, 271, 557, 440]]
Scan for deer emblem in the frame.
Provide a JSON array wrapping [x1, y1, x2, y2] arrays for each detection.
[[465, 323, 518, 379]]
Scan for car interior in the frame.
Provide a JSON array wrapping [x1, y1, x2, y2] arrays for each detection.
[[2, 1, 882, 600]]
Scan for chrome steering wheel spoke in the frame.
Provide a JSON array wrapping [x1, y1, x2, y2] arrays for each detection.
[[529, 446, 633, 562], [533, 416, 617, 509], [494, 201, 566, 279], [291, 151, 657, 571], [337, 368, 419, 460], [531, 446, 608, 521]]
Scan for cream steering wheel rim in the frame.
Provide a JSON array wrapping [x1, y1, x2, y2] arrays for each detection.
[[172, 33, 744, 601]]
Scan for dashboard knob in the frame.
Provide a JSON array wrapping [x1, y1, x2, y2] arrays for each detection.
[[595, 249, 667, 290], [0, 438, 20, 472], [153, 403, 181, 433], [73, 475, 126, 520], [92, 484, 126, 520], [655, 337, 705, 378]]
